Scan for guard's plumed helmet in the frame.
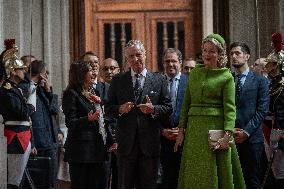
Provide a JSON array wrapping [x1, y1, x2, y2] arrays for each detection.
[[1, 39, 26, 78], [266, 32, 284, 71]]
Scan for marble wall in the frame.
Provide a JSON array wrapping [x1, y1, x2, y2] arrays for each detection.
[[228, 0, 284, 64], [0, 0, 70, 187], [0, 0, 70, 97]]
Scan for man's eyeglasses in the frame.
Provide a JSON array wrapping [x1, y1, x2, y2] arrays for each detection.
[[102, 66, 119, 71]]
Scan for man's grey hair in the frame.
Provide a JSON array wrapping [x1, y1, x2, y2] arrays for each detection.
[[124, 40, 146, 54]]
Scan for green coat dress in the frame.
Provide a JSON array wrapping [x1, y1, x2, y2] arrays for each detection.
[[177, 65, 246, 189]]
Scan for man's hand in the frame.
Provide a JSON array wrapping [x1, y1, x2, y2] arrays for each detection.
[[40, 73, 51, 92], [119, 102, 135, 114], [108, 143, 118, 153], [234, 128, 248, 143], [58, 133, 64, 142], [162, 128, 179, 141], [137, 95, 154, 114]]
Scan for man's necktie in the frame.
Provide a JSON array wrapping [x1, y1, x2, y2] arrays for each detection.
[[169, 78, 176, 112], [134, 74, 142, 104], [236, 74, 244, 104]]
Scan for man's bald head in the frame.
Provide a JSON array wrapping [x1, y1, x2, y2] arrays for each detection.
[[101, 58, 120, 83]]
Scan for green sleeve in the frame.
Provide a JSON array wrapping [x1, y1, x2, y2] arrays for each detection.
[[222, 75, 236, 132]]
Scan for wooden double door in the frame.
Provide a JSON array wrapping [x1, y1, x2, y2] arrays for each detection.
[[73, 0, 202, 72]]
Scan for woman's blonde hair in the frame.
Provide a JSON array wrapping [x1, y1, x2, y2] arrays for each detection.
[[202, 33, 228, 68]]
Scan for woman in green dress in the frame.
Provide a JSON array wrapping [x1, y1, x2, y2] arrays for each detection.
[[174, 34, 246, 189]]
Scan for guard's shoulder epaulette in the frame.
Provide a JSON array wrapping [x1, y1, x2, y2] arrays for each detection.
[[3, 82, 12, 90], [279, 77, 284, 86]]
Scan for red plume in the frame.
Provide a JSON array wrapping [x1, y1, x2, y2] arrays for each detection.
[[4, 39, 15, 49], [271, 32, 283, 53]]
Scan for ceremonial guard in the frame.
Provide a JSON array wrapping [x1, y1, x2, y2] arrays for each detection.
[[0, 39, 36, 189], [264, 32, 284, 188]]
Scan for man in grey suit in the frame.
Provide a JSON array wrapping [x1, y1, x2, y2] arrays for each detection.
[[230, 42, 270, 189], [105, 40, 172, 189]]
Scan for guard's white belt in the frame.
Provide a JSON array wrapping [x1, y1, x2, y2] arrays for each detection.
[[5, 121, 30, 126]]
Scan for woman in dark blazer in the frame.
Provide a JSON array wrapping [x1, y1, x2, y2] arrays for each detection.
[[62, 61, 111, 189]]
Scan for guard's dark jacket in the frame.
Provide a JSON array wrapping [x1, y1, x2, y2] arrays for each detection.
[[0, 79, 35, 153], [269, 73, 284, 148]]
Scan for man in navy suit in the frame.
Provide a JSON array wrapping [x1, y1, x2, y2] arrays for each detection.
[[160, 48, 188, 189], [230, 42, 270, 189], [105, 40, 172, 189]]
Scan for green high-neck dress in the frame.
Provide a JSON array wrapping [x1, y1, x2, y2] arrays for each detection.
[[177, 64, 246, 189]]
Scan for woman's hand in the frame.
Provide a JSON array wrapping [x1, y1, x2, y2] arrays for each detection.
[[212, 131, 231, 151], [174, 128, 185, 152], [88, 110, 100, 121]]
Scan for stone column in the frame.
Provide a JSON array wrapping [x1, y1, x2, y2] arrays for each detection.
[[0, 1, 70, 187], [0, 0, 69, 97], [277, 0, 284, 34], [202, 0, 213, 38], [0, 115, 7, 189], [228, 0, 281, 63], [0, 0, 3, 52], [0, 0, 7, 187]]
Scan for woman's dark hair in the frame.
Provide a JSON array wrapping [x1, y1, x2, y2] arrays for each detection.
[[30, 60, 46, 76], [68, 61, 91, 91]]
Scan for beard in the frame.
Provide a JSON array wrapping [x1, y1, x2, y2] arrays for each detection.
[[232, 62, 245, 68]]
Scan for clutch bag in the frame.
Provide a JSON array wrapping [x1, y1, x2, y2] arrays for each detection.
[[208, 130, 225, 142], [208, 130, 234, 148]]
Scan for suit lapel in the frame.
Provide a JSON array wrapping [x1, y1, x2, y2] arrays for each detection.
[[123, 71, 136, 102], [72, 89, 94, 111], [141, 72, 154, 103], [95, 81, 103, 97], [240, 71, 254, 101]]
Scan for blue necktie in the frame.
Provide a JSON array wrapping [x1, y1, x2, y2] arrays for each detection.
[[236, 74, 244, 103], [169, 78, 176, 111], [134, 74, 142, 104]]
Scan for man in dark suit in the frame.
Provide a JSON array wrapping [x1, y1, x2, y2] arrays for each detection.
[[230, 42, 270, 189], [160, 48, 188, 189], [105, 40, 172, 189], [101, 58, 121, 189]]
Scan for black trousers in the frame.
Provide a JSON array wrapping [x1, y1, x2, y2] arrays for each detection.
[[117, 142, 159, 189], [160, 151, 181, 189], [237, 142, 266, 189], [110, 152, 118, 189], [69, 162, 109, 189]]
